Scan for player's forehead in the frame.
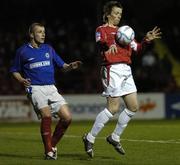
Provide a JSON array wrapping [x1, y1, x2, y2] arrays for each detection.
[[33, 25, 45, 32], [111, 6, 122, 14]]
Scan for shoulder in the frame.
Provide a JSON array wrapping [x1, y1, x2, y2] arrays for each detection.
[[96, 24, 107, 31], [41, 43, 52, 49], [96, 24, 114, 33], [41, 44, 58, 57], [16, 43, 29, 55], [42, 44, 56, 52]]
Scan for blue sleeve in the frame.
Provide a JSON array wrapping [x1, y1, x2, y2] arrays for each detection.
[[9, 49, 22, 73], [50, 47, 65, 68]]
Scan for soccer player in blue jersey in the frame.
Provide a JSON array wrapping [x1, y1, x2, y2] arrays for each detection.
[[10, 22, 82, 160]]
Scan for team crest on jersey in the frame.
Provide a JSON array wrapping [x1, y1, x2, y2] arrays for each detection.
[[96, 32, 101, 42], [45, 52, 50, 58]]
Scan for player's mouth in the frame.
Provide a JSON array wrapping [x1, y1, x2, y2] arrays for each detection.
[[114, 19, 120, 25], [41, 38, 45, 41]]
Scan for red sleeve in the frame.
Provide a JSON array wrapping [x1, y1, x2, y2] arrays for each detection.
[[95, 26, 106, 43], [131, 38, 151, 54], [137, 38, 151, 53], [95, 26, 109, 51]]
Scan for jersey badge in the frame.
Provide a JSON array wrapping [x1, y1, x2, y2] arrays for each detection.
[[96, 32, 101, 42], [45, 52, 50, 59]]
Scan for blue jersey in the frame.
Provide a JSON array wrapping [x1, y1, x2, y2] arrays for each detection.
[[10, 43, 65, 85]]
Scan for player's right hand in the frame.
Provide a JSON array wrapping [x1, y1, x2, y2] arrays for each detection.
[[20, 78, 31, 87]]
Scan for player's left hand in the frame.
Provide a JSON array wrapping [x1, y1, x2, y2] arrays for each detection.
[[69, 61, 83, 69], [145, 26, 162, 42], [107, 44, 118, 55]]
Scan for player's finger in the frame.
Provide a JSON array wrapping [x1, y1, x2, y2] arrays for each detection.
[[112, 47, 116, 54], [152, 26, 158, 32], [77, 61, 83, 66]]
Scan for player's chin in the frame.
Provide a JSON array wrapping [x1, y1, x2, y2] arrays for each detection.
[[114, 21, 120, 26], [39, 39, 45, 43]]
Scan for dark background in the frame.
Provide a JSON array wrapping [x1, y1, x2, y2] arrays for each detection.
[[0, 0, 180, 94]]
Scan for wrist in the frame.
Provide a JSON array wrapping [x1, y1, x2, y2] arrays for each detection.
[[143, 37, 151, 43], [18, 78, 25, 84]]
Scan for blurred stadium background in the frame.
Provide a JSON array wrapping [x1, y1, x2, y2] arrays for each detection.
[[0, 0, 180, 164], [1, 0, 180, 95]]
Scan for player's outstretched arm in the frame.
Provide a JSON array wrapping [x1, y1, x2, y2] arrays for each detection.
[[62, 61, 83, 72], [145, 26, 162, 42]]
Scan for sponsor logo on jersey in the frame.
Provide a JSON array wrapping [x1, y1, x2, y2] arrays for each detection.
[[29, 60, 50, 69]]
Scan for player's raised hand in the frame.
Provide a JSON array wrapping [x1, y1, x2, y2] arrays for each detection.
[[145, 26, 162, 42]]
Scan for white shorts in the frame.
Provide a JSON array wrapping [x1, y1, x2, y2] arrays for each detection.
[[28, 85, 67, 118], [101, 63, 137, 97]]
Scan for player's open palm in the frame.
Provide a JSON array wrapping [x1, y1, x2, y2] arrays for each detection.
[[145, 26, 162, 41]]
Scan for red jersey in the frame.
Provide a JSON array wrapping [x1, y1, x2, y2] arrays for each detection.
[[95, 25, 148, 65]]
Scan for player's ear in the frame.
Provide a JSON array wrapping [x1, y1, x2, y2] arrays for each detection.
[[29, 32, 34, 39], [107, 15, 110, 19]]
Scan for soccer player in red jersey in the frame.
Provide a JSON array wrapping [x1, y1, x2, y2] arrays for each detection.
[[82, 1, 161, 158]]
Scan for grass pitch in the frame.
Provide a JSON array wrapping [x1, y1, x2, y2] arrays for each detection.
[[0, 120, 180, 165]]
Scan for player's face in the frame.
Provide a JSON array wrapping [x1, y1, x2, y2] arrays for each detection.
[[108, 7, 122, 26], [31, 26, 45, 44]]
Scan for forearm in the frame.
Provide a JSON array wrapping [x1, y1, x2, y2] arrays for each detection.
[[12, 72, 31, 87], [12, 72, 25, 83], [139, 39, 151, 52], [96, 41, 109, 51], [132, 39, 150, 54]]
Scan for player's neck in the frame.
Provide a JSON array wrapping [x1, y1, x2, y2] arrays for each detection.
[[106, 23, 117, 28], [30, 40, 41, 48]]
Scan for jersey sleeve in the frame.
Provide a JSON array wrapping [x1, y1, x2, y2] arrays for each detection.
[[130, 39, 150, 54], [50, 46, 65, 68], [95, 26, 109, 51], [95, 26, 106, 43], [9, 49, 22, 73]]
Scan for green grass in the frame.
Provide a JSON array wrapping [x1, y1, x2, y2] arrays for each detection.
[[0, 120, 180, 165]]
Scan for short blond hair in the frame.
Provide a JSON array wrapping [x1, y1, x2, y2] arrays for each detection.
[[28, 22, 44, 35]]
